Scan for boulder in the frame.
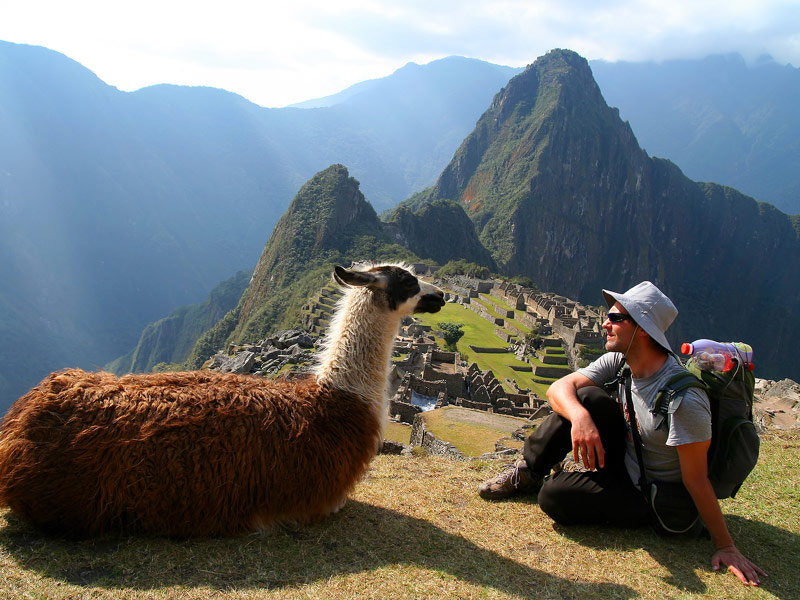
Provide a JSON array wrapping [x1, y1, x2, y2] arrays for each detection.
[[220, 351, 256, 374]]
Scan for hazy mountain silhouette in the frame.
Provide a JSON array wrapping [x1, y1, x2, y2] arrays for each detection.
[[590, 54, 800, 214]]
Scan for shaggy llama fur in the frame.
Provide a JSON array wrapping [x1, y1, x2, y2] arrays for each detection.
[[0, 263, 444, 537]]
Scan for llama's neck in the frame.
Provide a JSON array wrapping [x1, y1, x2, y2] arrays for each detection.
[[314, 288, 401, 402]]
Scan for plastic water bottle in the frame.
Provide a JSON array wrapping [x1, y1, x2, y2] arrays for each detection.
[[680, 339, 754, 372]]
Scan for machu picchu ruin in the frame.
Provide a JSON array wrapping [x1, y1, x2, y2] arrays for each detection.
[[205, 264, 609, 430]]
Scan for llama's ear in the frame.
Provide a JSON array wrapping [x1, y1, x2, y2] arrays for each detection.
[[334, 265, 381, 288]]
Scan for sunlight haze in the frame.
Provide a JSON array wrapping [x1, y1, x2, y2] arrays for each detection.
[[2, 0, 798, 107]]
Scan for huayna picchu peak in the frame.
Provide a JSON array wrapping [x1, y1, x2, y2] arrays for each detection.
[[396, 48, 800, 381]]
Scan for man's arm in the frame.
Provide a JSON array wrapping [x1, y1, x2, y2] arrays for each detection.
[[677, 441, 766, 586], [546, 371, 606, 470]]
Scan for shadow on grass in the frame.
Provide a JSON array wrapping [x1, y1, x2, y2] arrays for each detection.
[[553, 514, 796, 599], [0, 501, 634, 599]]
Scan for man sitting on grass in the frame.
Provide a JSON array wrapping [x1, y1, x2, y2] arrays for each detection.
[[479, 281, 765, 587]]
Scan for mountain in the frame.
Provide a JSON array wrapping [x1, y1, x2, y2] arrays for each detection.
[[403, 49, 800, 381], [0, 41, 517, 412], [290, 56, 523, 206], [5, 40, 800, 412], [383, 198, 497, 269], [106, 270, 251, 374], [590, 54, 800, 214], [292, 56, 520, 110], [0, 41, 296, 411], [182, 165, 419, 367]]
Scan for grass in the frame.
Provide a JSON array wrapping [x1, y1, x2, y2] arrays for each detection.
[[0, 431, 797, 599], [474, 295, 532, 336], [414, 302, 551, 397], [384, 421, 412, 445], [418, 406, 526, 456]]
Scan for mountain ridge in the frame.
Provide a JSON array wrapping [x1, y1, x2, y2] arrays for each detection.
[[399, 49, 800, 380], [4, 41, 800, 412], [589, 53, 800, 214], [0, 41, 517, 410]]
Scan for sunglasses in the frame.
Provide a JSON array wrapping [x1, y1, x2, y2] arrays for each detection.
[[606, 312, 633, 323]]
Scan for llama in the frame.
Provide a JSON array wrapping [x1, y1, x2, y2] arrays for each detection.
[[0, 263, 445, 537]]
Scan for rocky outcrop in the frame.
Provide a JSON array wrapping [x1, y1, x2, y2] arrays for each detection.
[[383, 199, 497, 269], [754, 378, 800, 430], [206, 329, 317, 377]]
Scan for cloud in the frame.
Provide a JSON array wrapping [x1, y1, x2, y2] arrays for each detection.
[[1, 0, 797, 107]]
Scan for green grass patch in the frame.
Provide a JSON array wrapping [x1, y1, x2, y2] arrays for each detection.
[[419, 303, 508, 349], [420, 406, 528, 456], [541, 346, 566, 355], [416, 302, 561, 397], [385, 422, 412, 445], [482, 293, 514, 312]]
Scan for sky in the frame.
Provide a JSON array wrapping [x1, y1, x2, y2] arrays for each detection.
[[2, 0, 799, 108]]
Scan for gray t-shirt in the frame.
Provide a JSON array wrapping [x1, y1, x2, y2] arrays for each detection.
[[578, 352, 711, 485]]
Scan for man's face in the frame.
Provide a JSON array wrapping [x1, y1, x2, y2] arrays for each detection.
[[603, 301, 637, 353]]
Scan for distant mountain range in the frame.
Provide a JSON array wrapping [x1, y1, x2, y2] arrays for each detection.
[[2, 39, 799, 413], [0, 41, 516, 411], [590, 53, 800, 214], [117, 50, 800, 392]]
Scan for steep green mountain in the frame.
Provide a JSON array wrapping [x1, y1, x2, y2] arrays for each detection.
[[184, 165, 418, 367], [106, 270, 251, 374], [382, 199, 496, 270], [407, 49, 800, 381], [590, 54, 800, 214]]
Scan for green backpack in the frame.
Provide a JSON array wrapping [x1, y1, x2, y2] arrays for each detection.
[[653, 357, 760, 499]]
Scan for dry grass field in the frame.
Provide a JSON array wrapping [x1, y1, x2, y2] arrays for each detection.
[[0, 431, 797, 600]]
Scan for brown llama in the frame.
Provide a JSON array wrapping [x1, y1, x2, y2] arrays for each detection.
[[0, 263, 445, 537]]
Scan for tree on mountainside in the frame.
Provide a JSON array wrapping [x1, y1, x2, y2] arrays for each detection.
[[438, 322, 465, 351]]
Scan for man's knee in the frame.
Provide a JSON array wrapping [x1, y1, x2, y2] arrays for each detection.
[[576, 386, 615, 410], [537, 475, 579, 525]]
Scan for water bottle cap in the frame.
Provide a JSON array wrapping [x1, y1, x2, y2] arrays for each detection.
[[680, 342, 693, 355]]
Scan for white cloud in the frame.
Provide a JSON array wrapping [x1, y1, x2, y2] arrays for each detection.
[[1, 0, 797, 107]]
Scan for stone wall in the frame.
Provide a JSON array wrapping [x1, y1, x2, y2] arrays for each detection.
[[468, 346, 512, 353], [410, 414, 465, 460], [495, 328, 514, 343], [533, 364, 571, 378], [450, 275, 495, 294], [389, 399, 422, 424], [457, 397, 492, 411]]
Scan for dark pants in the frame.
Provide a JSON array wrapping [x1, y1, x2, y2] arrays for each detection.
[[523, 386, 650, 528]]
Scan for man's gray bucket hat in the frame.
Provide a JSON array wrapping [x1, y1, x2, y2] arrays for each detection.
[[602, 281, 677, 353]]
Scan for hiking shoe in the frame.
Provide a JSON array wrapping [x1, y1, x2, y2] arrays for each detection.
[[478, 459, 543, 500]]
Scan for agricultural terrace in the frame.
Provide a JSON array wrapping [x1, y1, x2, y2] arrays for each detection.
[[414, 292, 570, 399]]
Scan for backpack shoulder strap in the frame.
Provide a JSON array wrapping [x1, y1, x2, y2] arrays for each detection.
[[620, 367, 648, 491], [651, 366, 708, 433], [601, 354, 628, 397]]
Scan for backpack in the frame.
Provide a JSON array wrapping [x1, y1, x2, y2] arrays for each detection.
[[651, 355, 760, 499]]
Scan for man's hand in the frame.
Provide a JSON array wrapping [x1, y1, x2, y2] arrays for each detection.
[[712, 545, 767, 586], [546, 371, 604, 470], [570, 411, 605, 470]]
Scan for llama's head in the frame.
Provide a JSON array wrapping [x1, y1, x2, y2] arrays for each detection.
[[333, 263, 445, 316]]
